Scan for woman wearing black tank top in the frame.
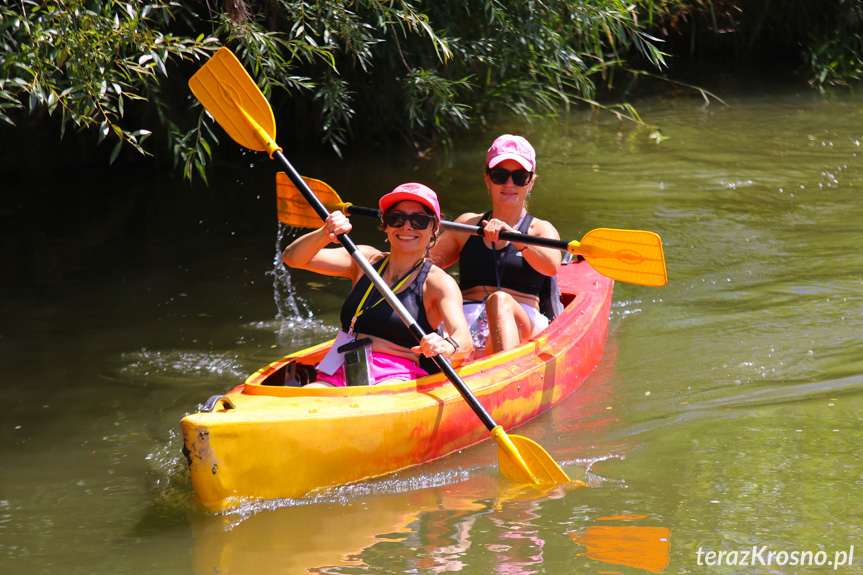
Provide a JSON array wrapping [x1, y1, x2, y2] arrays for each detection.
[[430, 135, 561, 355], [282, 183, 472, 387]]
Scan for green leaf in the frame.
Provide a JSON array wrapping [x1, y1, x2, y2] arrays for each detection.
[[109, 140, 122, 164], [195, 159, 208, 185]]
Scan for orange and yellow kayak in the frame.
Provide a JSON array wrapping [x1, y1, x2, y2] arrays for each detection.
[[181, 259, 613, 512]]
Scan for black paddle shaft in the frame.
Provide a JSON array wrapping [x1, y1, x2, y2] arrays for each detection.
[[342, 205, 570, 251], [275, 151, 499, 431]]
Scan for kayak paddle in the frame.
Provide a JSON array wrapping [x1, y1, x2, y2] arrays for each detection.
[[189, 47, 570, 486], [276, 173, 668, 287]]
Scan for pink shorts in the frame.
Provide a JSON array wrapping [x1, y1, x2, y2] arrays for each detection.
[[316, 351, 428, 387]]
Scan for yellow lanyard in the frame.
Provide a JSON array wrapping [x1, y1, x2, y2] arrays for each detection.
[[348, 256, 423, 335]]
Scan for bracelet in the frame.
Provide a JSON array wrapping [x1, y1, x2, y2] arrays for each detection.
[[444, 335, 459, 354]]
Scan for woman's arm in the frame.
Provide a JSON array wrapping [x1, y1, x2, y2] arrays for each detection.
[[415, 267, 474, 361], [482, 216, 561, 277], [513, 217, 561, 277], [282, 211, 363, 280], [428, 212, 482, 269]]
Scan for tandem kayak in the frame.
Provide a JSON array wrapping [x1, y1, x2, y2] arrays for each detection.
[[181, 258, 613, 512]]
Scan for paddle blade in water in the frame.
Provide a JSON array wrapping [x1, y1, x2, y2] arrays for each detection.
[[571, 228, 667, 287], [497, 432, 570, 484], [276, 173, 345, 228], [189, 48, 278, 155]]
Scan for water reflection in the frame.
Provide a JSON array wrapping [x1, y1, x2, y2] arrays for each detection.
[[190, 470, 607, 575], [570, 517, 671, 573]]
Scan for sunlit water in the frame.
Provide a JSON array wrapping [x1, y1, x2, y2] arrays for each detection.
[[2, 75, 863, 574]]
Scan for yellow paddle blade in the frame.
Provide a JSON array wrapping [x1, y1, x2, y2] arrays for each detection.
[[189, 47, 281, 157], [276, 173, 346, 228], [569, 228, 668, 287], [493, 427, 570, 485]]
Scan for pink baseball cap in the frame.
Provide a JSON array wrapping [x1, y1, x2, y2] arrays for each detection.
[[379, 182, 441, 220], [486, 134, 536, 171]]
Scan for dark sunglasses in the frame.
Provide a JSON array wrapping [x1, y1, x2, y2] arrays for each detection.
[[383, 211, 434, 230], [487, 166, 533, 186]]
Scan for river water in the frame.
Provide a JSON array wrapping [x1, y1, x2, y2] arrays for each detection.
[[2, 75, 863, 574]]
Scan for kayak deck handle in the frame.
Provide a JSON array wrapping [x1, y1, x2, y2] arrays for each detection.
[[201, 395, 236, 413]]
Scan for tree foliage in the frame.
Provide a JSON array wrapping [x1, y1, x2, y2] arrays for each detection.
[[3, 1, 861, 180], [2, 0, 672, 179], [194, 0, 670, 174], [0, 1, 219, 168]]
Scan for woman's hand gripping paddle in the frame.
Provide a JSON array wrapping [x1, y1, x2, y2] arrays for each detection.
[[276, 174, 668, 287], [190, 47, 570, 486]]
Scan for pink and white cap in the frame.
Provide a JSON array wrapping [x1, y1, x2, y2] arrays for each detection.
[[486, 134, 536, 171], [379, 182, 441, 220]]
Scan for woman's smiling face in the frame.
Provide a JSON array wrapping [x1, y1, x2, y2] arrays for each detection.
[[384, 200, 436, 251]]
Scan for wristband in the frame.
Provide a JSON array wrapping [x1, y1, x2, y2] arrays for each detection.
[[444, 335, 459, 354]]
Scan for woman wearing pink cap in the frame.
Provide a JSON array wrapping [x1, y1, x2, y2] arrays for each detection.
[[431, 134, 561, 355], [283, 183, 472, 386]]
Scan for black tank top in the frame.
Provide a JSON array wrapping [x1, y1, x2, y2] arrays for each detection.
[[340, 258, 439, 350], [458, 212, 548, 298]]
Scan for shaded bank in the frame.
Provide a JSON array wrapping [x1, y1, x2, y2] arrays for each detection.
[[643, 0, 863, 86]]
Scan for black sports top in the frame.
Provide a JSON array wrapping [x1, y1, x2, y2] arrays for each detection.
[[458, 212, 548, 299], [340, 258, 438, 350]]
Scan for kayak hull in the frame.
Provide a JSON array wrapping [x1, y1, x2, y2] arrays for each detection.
[[181, 260, 613, 512]]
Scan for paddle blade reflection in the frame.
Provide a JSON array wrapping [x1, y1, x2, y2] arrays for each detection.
[[570, 525, 671, 573]]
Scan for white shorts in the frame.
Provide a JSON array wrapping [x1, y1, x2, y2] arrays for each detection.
[[463, 300, 549, 348]]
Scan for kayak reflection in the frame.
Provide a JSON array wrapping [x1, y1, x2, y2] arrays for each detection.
[[190, 469, 591, 574]]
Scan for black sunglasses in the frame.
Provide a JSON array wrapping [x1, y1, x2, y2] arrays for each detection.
[[383, 211, 434, 230], [486, 166, 533, 186]]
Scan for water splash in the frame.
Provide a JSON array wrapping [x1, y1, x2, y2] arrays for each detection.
[[146, 428, 197, 511], [209, 457, 623, 524], [120, 348, 247, 381], [215, 467, 479, 524], [568, 454, 627, 488], [268, 222, 314, 322], [263, 222, 336, 343]]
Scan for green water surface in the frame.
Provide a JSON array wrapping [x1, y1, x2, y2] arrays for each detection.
[[2, 77, 862, 574]]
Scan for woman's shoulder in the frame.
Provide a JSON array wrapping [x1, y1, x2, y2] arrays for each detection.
[[425, 262, 459, 289], [527, 215, 560, 240], [358, 245, 387, 262], [347, 246, 386, 282], [454, 211, 486, 225]]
